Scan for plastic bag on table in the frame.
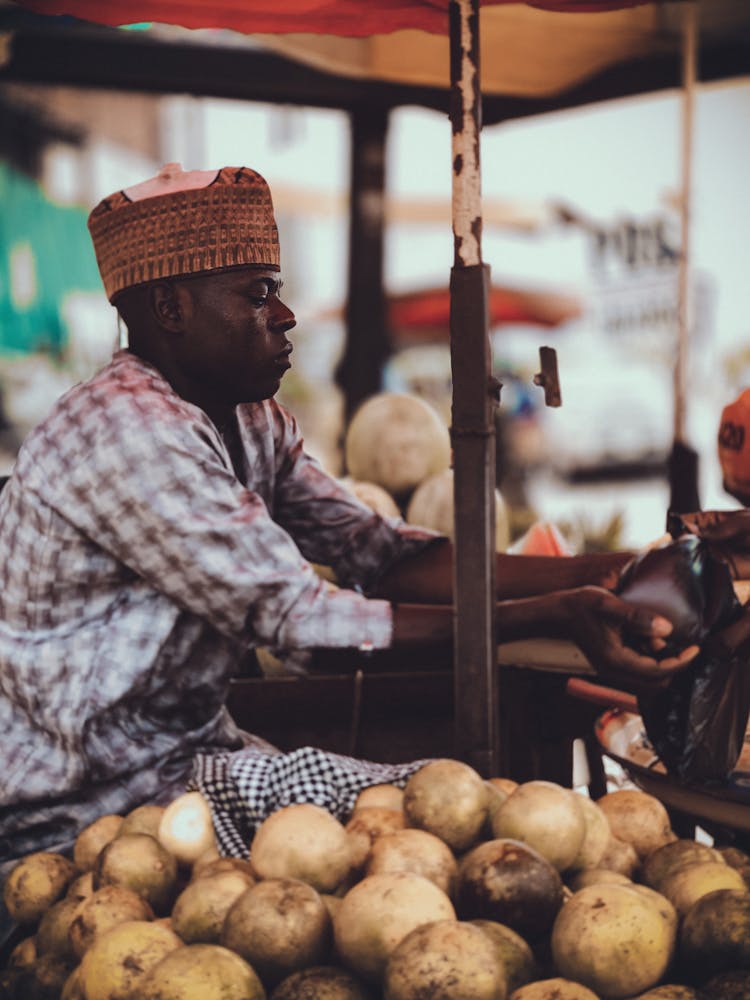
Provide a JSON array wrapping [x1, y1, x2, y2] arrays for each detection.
[[616, 533, 750, 783]]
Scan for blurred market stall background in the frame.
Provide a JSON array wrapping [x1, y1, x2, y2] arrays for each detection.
[[0, 6, 749, 550]]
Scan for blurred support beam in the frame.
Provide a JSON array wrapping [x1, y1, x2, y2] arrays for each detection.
[[335, 106, 390, 423]]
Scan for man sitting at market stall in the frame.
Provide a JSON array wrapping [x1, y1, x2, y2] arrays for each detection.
[[0, 164, 702, 867]]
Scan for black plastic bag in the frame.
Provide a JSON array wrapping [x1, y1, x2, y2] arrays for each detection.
[[616, 534, 750, 783]]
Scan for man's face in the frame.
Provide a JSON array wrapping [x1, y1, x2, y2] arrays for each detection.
[[175, 266, 296, 408]]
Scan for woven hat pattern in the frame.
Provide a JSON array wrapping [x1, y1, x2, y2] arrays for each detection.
[[88, 166, 280, 302]]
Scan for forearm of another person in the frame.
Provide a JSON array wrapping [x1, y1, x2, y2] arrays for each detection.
[[375, 538, 633, 604]]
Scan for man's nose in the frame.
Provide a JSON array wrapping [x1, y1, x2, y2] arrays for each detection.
[[272, 299, 296, 333]]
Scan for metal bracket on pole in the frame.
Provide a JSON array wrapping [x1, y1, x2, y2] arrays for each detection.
[[533, 346, 562, 408]]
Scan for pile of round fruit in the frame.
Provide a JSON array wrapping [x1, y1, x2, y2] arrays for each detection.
[[2, 759, 750, 999]]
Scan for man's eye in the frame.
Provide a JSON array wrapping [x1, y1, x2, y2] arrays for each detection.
[[250, 295, 268, 306]]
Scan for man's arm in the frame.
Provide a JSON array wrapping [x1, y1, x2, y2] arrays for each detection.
[[374, 537, 633, 604]]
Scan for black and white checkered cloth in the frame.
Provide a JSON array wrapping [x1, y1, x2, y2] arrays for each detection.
[[190, 745, 430, 858]]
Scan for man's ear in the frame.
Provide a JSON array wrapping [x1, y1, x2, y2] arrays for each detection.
[[150, 281, 190, 332]]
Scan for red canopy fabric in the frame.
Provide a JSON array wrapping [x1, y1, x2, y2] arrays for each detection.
[[389, 285, 582, 341], [16, 0, 648, 37]]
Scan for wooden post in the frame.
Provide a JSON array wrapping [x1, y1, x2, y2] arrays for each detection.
[[335, 106, 391, 424], [448, 0, 499, 776]]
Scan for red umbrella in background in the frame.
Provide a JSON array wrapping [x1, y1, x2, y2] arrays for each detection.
[[388, 283, 582, 347]]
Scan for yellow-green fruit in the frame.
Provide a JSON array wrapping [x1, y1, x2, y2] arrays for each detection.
[[35, 895, 81, 958], [353, 784, 404, 812], [658, 860, 747, 918], [568, 794, 611, 872], [25, 953, 77, 997], [7, 934, 37, 970], [171, 869, 254, 943], [456, 838, 564, 941], [74, 814, 124, 871], [3, 851, 77, 925], [66, 871, 95, 903], [250, 803, 353, 893], [628, 986, 701, 998], [69, 883, 155, 959], [470, 919, 539, 994], [346, 807, 407, 870], [365, 828, 458, 898], [94, 832, 178, 915], [270, 964, 372, 1000], [679, 887, 750, 981], [118, 803, 166, 839], [491, 781, 586, 872], [222, 877, 331, 987], [640, 839, 724, 892], [383, 919, 506, 1000], [567, 868, 632, 891], [344, 391, 451, 497], [550, 882, 677, 998], [140, 943, 266, 999], [333, 872, 455, 983], [191, 855, 256, 882], [403, 759, 489, 852], [157, 792, 217, 867], [508, 978, 600, 999], [79, 918, 182, 1000], [61, 963, 86, 1000], [595, 790, 675, 860]]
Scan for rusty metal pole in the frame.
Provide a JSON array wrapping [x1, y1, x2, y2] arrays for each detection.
[[448, 0, 499, 777], [668, 0, 700, 513]]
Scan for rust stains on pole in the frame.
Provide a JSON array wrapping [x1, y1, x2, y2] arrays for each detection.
[[448, 0, 499, 778]]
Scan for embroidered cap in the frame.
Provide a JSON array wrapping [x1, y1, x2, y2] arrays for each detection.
[[718, 388, 750, 503], [88, 164, 280, 302]]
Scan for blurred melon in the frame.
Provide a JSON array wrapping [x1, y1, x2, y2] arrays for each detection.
[[339, 478, 401, 518], [344, 392, 451, 498], [406, 469, 510, 550]]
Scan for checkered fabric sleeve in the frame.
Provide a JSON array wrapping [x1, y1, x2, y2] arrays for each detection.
[[190, 746, 431, 858], [20, 351, 437, 653]]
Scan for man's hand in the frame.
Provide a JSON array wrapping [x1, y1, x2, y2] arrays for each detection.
[[676, 509, 750, 579], [561, 586, 700, 692]]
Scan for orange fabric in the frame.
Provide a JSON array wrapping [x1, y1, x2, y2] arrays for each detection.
[[718, 389, 750, 502], [17, 0, 648, 37]]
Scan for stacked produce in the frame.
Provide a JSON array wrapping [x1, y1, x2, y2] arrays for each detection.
[[338, 391, 512, 552], [3, 767, 750, 1000]]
